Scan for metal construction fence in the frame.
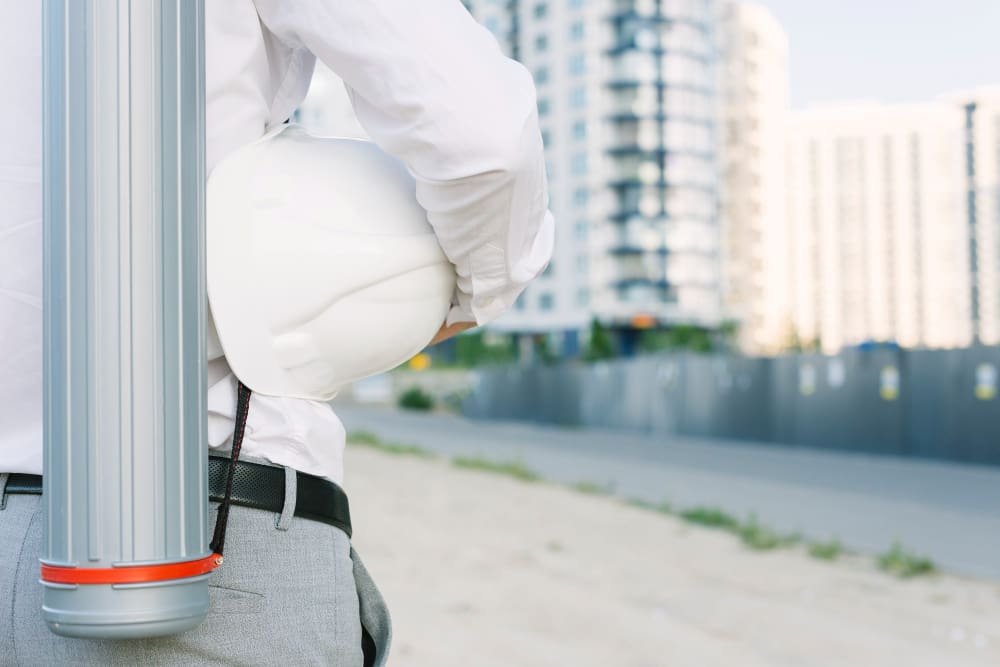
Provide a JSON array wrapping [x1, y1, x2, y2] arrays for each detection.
[[462, 346, 1000, 466]]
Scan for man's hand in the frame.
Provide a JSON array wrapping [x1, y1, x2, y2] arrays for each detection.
[[427, 321, 476, 347]]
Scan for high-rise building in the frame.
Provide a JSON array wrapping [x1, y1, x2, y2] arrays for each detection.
[[953, 87, 1000, 346], [719, 2, 789, 354], [785, 103, 972, 351], [299, 3, 999, 356], [463, 0, 723, 354], [464, 0, 607, 356]]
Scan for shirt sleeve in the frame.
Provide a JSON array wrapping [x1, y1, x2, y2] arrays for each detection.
[[253, 0, 555, 325]]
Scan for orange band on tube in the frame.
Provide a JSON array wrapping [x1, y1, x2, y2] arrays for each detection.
[[41, 553, 223, 586]]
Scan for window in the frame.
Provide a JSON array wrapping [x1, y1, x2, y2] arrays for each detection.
[[568, 54, 586, 76], [570, 21, 585, 41], [535, 34, 549, 51], [543, 261, 554, 277], [576, 254, 588, 273], [571, 152, 588, 175], [533, 3, 548, 18], [538, 98, 551, 116], [572, 120, 587, 140], [539, 293, 555, 311], [569, 86, 587, 108], [568, 0, 585, 8], [534, 66, 549, 84], [576, 288, 590, 307], [573, 187, 589, 207], [574, 220, 588, 240], [541, 129, 552, 147], [485, 17, 500, 35]]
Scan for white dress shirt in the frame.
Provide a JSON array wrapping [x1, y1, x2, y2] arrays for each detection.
[[0, 0, 553, 481]]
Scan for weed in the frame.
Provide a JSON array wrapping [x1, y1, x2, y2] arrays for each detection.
[[808, 539, 843, 561], [878, 541, 936, 578], [348, 430, 382, 445], [451, 456, 541, 482], [625, 498, 673, 515], [572, 481, 613, 495], [678, 506, 741, 532], [347, 431, 435, 458], [737, 515, 799, 551]]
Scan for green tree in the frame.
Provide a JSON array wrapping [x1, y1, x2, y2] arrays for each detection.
[[534, 334, 557, 365], [454, 331, 517, 367], [716, 319, 740, 352], [583, 317, 615, 362]]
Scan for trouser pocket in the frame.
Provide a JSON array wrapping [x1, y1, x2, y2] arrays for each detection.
[[351, 547, 392, 667]]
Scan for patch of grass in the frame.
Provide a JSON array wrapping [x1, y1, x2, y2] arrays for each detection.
[[737, 515, 799, 551], [398, 386, 435, 411], [678, 506, 742, 532], [808, 539, 843, 561], [451, 456, 541, 482], [571, 481, 614, 496], [596, 494, 936, 576], [347, 431, 435, 458], [678, 508, 798, 552], [625, 498, 673, 515], [878, 541, 936, 578], [348, 430, 382, 445]]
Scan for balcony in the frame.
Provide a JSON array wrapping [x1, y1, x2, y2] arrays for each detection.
[[606, 145, 716, 164], [606, 220, 670, 255], [606, 1, 710, 32], [608, 158, 662, 186], [606, 78, 714, 97], [607, 0, 661, 22], [607, 106, 717, 124]]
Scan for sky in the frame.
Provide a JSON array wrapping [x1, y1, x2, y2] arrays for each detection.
[[754, 0, 1000, 108]]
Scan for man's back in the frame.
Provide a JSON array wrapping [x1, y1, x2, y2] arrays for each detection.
[[1, 2, 551, 663], [0, 1, 42, 475]]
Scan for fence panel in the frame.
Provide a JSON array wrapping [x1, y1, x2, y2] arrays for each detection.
[[462, 347, 999, 466], [951, 347, 1000, 464]]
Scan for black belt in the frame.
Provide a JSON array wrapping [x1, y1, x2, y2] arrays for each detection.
[[3, 458, 351, 539], [5, 473, 42, 495]]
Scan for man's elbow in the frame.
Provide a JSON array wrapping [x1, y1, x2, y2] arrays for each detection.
[[441, 64, 543, 179]]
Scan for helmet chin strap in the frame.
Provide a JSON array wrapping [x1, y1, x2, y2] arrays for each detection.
[[209, 380, 253, 559]]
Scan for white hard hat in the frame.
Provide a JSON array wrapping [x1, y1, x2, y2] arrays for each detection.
[[207, 124, 456, 400]]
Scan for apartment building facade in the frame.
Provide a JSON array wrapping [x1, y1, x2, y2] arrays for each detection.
[[719, 2, 789, 353], [463, 0, 724, 354], [956, 87, 1000, 346], [785, 104, 973, 351]]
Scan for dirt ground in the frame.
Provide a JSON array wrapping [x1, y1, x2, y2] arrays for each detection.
[[343, 446, 1000, 667]]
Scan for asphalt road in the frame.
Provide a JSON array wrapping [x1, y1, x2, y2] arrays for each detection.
[[335, 404, 1000, 580]]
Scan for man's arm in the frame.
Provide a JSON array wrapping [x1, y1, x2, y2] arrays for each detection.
[[255, 0, 554, 330], [427, 321, 476, 347]]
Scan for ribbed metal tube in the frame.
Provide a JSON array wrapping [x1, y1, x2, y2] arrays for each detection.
[[42, 0, 208, 638]]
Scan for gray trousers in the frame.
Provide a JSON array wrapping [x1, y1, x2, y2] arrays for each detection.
[[0, 469, 391, 666]]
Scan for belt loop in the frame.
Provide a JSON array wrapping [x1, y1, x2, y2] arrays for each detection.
[[275, 466, 297, 531], [0, 473, 9, 511]]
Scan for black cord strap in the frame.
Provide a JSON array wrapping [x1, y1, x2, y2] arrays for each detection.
[[209, 380, 253, 557]]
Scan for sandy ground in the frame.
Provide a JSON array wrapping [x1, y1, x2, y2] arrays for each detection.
[[342, 446, 1000, 667]]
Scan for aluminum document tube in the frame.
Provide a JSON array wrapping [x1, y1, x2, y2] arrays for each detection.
[[42, 0, 212, 639]]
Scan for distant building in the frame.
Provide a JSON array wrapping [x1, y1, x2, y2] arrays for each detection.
[[952, 87, 1000, 346], [719, 2, 789, 354], [299, 3, 1000, 356], [464, 0, 724, 356], [785, 103, 972, 351]]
